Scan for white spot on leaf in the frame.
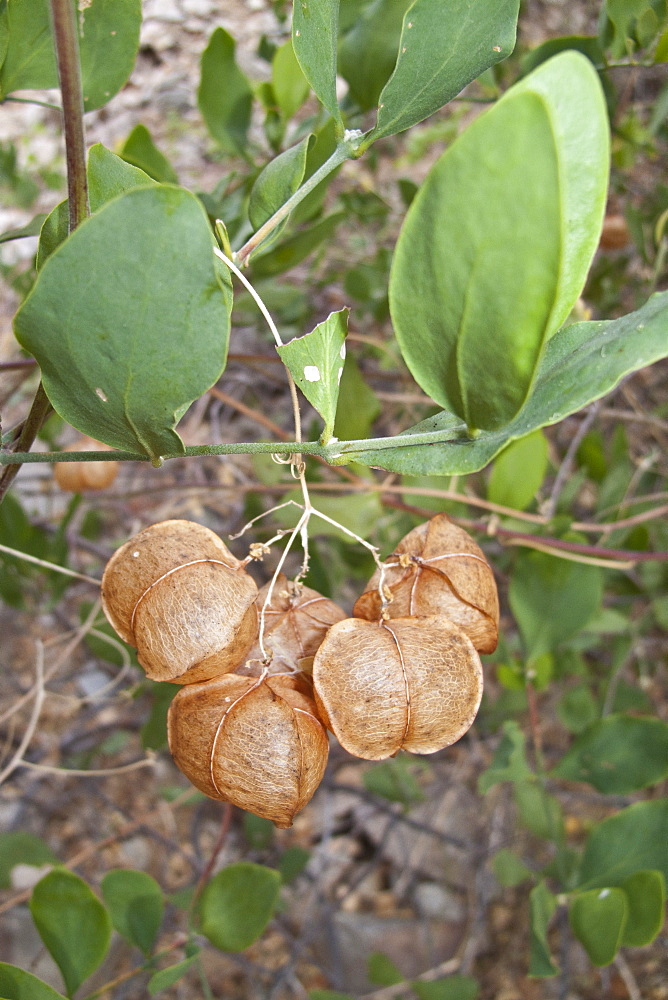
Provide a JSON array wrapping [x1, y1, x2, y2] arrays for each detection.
[[340, 343, 346, 360], [304, 365, 321, 382], [493, 45, 502, 52], [95, 387, 108, 402], [337, 366, 344, 383]]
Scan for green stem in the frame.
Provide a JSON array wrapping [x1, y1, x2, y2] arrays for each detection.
[[234, 131, 364, 265]]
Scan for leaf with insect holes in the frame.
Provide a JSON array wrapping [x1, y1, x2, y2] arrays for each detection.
[[276, 309, 348, 442]]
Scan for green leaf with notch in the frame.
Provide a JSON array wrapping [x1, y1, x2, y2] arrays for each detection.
[[0, 963, 67, 1000], [199, 862, 281, 952], [30, 869, 112, 997], [528, 881, 558, 977], [15, 185, 232, 462], [389, 51, 608, 432], [368, 0, 519, 142], [340, 290, 668, 474], [292, 0, 341, 124], [569, 888, 627, 966], [552, 715, 668, 793], [276, 308, 348, 441], [101, 869, 164, 956], [198, 26, 253, 153], [620, 870, 666, 947], [577, 799, 668, 890], [0, 0, 141, 111]]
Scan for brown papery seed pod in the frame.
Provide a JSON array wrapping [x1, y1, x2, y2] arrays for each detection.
[[312, 615, 483, 761], [353, 514, 499, 653], [167, 672, 329, 828], [53, 437, 119, 491], [239, 574, 347, 674], [101, 520, 258, 684]]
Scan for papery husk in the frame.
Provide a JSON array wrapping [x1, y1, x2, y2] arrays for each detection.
[[101, 520, 258, 683], [167, 672, 329, 828], [53, 437, 118, 491], [312, 615, 483, 761], [353, 514, 499, 653], [240, 574, 347, 674]]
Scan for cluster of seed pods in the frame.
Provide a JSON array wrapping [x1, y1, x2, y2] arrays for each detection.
[[101, 514, 498, 827]]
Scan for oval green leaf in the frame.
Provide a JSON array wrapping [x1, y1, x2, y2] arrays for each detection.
[[0, 832, 58, 889], [292, 0, 341, 125], [199, 862, 281, 952], [577, 800, 668, 890], [272, 39, 310, 120], [15, 185, 232, 462], [389, 51, 608, 432], [0, 963, 67, 1000], [198, 27, 253, 153], [552, 715, 668, 793], [0, 0, 141, 112], [568, 888, 627, 966], [249, 134, 313, 250], [620, 870, 666, 947], [29, 869, 112, 997], [101, 869, 164, 956], [487, 430, 548, 511]]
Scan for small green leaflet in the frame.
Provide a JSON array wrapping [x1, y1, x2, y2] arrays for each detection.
[[276, 309, 349, 442]]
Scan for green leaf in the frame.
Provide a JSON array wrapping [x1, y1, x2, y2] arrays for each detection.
[[553, 715, 668, 793], [292, 0, 341, 124], [0, 0, 141, 112], [389, 52, 608, 432], [509, 549, 603, 657], [308, 993, 355, 1000], [0, 963, 67, 1000], [15, 185, 232, 462], [568, 888, 627, 966], [250, 211, 344, 278], [363, 756, 427, 806], [198, 27, 253, 153], [491, 849, 533, 888], [0, 213, 47, 244], [528, 881, 558, 977], [338, 0, 412, 111], [368, 0, 520, 142], [0, 832, 58, 889], [272, 39, 310, 119], [342, 290, 668, 474], [412, 977, 478, 1000], [367, 952, 404, 987], [199, 862, 281, 952], [141, 681, 178, 750], [514, 781, 563, 841], [487, 431, 548, 510], [557, 686, 599, 734], [278, 846, 311, 884], [620, 870, 666, 947], [30, 869, 112, 997], [120, 124, 178, 183], [478, 720, 532, 793], [577, 799, 668, 890], [37, 143, 156, 268], [148, 953, 200, 995], [276, 308, 348, 441], [101, 869, 164, 956], [333, 354, 381, 440], [248, 134, 313, 248]]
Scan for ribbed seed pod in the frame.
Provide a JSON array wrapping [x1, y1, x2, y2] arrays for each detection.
[[353, 514, 499, 653], [101, 520, 258, 684], [53, 437, 119, 491], [167, 672, 329, 828], [312, 615, 483, 761], [240, 574, 347, 674]]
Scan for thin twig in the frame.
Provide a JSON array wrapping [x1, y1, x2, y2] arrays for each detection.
[[542, 403, 602, 519], [0, 641, 46, 786]]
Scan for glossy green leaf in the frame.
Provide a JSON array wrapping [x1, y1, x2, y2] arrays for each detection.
[[0, 832, 58, 889], [367, 952, 404, 987], [577, 800, 668, 890], [0, 0, 141, 111], [491, 849, 533, 888], [37, 143, 155, 268], [487, 430, 548, 510], [569, 888, 627, 966], [389, 52, 608, 432], [553, 715, 668, 793], [101, 869, 164, 956], [120, 124, 178, 183], [338, 0, 412, 111], [292, 0, 341, 124], [620, 870, 666, 947], [478, 721, 532, 793], [248, 134, 313, 247], [0, 963, 67, 1000], [272, 39, 310, 119], [30, 869, 112, 997], [15, 185, 232, 462], [148, 953, 200, 995], [341, 290, 668, 474], [276, 308, 348, 441], [369, 0, 519, 141], [509, 549, 603, 657], [528, 881, 558, 977], [250, 211, 344, 278], [198, 27, 253, 153], [199, 862, 281, 952], [411, 977, 478, 1000]]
